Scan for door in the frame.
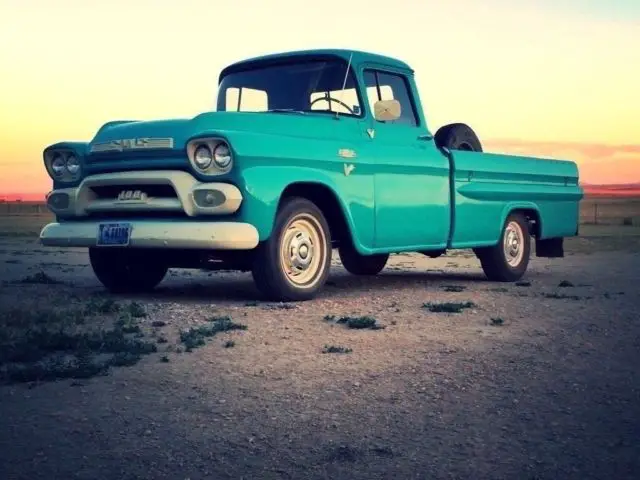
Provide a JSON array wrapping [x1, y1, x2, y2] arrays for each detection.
[[362, 69, 451, 251]]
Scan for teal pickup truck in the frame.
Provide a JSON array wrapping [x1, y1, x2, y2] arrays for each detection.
[[39, 49, 583, 301]]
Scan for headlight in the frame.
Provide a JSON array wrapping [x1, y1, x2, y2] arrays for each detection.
[[213, 143, 232, 169], [51, 154, 66, 176], [66, 155, 81, 175], [194, 145, 213, 170], [187, 137, 234, 174]]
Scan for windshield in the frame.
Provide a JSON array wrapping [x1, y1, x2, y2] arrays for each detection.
[[217, 58, 363, 117]]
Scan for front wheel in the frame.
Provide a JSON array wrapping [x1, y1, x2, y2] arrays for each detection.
[[251, 197, 332, 301], [89, 247, 168, 293], [475, 212, 531, 282]]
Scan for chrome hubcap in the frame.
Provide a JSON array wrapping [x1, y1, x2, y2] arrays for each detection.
[[280, 214, 326, 287], [503, 221, 524, 267]]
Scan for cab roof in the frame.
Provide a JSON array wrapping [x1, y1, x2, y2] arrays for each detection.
[[219, 48, 414, 82]]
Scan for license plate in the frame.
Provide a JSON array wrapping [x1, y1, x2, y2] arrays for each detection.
[[97, 223, 132, 246]]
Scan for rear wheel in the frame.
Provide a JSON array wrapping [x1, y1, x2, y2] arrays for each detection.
[[252, 197, 332, 301], [89, 247, 168, 293], [339, 241, 388, 276], [475, 212, 531, 282]]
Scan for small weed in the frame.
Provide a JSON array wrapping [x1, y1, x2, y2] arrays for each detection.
[[223, 340, 236, 348], [558, 280, 574, 288], [84, 298, 121, 315], [422, 301, 476, 313], [515, 281, 531, 287], [128, 302, 147, 318], [151, 320, 166, 328], [263, 303, 297, 310], [18, 271, 63, 285], [442, 285, 466, 292], [490, 317, 505, 326], [542, 293, 583, 301], [160, 355, 170, 363], [322, 345, 352, 354], [115, 315, 141, 334], [156, 336, 168, 344], [323, 315, 336, 322], [337, 316, 385, 330], [179, 316, 247, 352]]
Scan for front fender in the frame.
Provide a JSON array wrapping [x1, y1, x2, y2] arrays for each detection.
[[236, 164, 374, 250]]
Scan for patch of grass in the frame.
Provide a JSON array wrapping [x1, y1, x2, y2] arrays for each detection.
[[422, 301, 476, 313], [322, 345, 352, 354], [244, 301, 259, 307], [515, 281, 531, 287], [17, 271, 64, 285], [442, 285, 466, 292], [0, 307, 158, 385], [558, 280, 574, 288], [490, 317, 505, 326], [179, 316, 247, 352], [223, 340, 236, 348]]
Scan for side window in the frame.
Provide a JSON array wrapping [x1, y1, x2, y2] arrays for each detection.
[[225, 87, 268, 112], [363, 69, 418, 127]]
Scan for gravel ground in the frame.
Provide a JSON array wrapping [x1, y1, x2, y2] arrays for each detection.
[[0, 236, 639, 480]]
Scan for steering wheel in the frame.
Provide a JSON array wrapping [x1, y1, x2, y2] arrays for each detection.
[[309, 95, 356, 114]]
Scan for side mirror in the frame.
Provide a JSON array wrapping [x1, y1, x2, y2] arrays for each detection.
[[373, 99, 401, 121]]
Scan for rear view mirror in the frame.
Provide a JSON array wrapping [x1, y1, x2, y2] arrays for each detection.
[[373, 99, 401, 121]]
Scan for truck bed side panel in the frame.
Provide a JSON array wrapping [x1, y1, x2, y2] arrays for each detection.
[[449, 151, 583, 248]]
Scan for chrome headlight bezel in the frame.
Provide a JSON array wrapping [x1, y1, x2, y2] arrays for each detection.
[[186, 137, 233, 175], [44, 149, 83, 183]]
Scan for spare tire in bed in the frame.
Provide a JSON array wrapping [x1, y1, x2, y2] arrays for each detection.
[[434, 123, 483, 152]]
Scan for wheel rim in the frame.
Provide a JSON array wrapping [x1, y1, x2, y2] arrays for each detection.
[[279, 213, 327, 288], [503, 221, 524, 267]]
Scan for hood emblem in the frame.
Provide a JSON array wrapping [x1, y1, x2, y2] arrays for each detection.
[[90, 137, 174, 153]]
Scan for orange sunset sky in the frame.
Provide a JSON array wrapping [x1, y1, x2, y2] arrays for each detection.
[[0, 0, 638, 197]]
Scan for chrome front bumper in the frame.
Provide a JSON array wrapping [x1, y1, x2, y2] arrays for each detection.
[[39, 220, 259, 250]]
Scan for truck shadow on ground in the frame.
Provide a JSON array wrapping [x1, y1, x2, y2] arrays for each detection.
[[139, 269, 513, 303]]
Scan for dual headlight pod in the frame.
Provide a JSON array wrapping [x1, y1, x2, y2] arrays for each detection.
[[187, 138, 233, 174], [44, 150, 83, 182]]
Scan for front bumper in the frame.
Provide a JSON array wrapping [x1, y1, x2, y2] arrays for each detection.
[[39, 220, 259, 250]]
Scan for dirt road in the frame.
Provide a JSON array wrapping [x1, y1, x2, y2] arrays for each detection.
[[1, 236, 639, 480]]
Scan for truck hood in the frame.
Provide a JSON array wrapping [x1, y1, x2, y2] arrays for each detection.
[[90, 111, 358, 150]]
